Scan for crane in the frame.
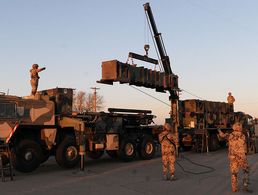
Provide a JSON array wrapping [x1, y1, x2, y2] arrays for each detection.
[[143, 2, 179, 153], [99, 2, 180, 153]]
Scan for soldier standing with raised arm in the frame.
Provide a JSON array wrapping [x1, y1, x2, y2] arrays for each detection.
[[218, 122, 251, 193], [159, 123, 178, 181], [30, 64, 46, 96]]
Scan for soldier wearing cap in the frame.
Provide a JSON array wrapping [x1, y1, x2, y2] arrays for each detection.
[[30, 64, 46, 95], [218, 122, 251, 192], [159, 123, 177, 181], [227, 92, 235, 112]]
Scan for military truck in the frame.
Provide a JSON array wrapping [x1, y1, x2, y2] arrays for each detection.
[[178, 99, 255, 152], [0, 88, 162, 173]]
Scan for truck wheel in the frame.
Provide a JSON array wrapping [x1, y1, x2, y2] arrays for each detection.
[[87, 150, 104, 159], [13, 139, 42, 173], [106, 150, 118, 158], [55, 136, 79, 169], [118, 139, 137, 162], [138, 136, 156, 160]]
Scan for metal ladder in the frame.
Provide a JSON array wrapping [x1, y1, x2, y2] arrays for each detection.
[[194, 129, 208, 153], [0, 142, 14, 182]]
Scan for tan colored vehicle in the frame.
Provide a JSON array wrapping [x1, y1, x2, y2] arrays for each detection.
[[0, 88, 162, 173]]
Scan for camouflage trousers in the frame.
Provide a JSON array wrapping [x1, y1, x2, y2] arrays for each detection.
[[162, 153, 175, 176], [230, 156, 249, 192], [30, 79, 39, 95]]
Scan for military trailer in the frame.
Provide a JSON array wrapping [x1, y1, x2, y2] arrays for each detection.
[[178, 99, 255, 152], [0, 88, 162, 173]]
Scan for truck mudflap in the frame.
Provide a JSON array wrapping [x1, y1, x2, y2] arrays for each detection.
[[41, 128, 57, 149], [0, 121, 20, 144], [59, 117, 86, 170]]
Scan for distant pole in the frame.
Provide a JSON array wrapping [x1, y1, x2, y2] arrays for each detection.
[[90, 87, 100, 112]]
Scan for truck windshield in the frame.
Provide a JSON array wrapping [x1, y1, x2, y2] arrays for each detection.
[[0, 103, 16, 118]]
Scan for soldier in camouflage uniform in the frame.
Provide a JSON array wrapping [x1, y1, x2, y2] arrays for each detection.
[[30, 64, 46, 95], [159, 123, 177, 181], [227, 92, 235, 104], [227, 92, 235, 112], [218, 122, 250, 193]]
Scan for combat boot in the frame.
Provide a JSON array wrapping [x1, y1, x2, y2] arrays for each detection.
[[163, 174, 169, 181], [243, 187, 253, 193], [243, 183, 252, 193], [169, 174, 176, 181]]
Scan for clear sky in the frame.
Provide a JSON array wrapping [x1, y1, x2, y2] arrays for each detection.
[[1, 0, 258, 124]]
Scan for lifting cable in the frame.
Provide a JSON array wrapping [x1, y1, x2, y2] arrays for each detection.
[[129, 85, 206, 107], [144, 12, 150, 50], [144, 11, 164, 72]]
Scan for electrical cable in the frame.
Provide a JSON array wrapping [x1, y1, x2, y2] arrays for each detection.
[[180, 88, 205, 100], [129, 85, 170, 107], [129, 84, 207, 107], [129, 85, 217, 174], [129, 84, 216, 174], [182, 88, 258, 107], [176, 154, 216, 175]]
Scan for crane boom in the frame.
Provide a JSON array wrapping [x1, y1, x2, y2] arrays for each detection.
[[143, 2, 178, 100], [144, 2, 172, 75], [144, 2, 179, 155]]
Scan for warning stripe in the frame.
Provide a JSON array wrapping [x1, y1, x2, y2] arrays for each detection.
[[6, 122, 19, 143]]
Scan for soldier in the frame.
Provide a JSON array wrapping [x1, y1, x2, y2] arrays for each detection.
[[227, 92, 235, 112], [30, 64, 46, 95], [159, 123, 177, 181], [227, 92, 235, 104], [218, 122, 251, 193]]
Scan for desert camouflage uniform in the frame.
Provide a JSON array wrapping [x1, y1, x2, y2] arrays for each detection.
[[30, 64, 46, 95], [227, 92, 235, 112], [159, 123, 177, 180], [218, 123, 250, 192]]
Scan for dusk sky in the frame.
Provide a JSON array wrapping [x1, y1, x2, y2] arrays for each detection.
[[1, 0, 258, 124]]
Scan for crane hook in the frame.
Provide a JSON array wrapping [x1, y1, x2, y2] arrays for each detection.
[[144, 44, 150, 56]]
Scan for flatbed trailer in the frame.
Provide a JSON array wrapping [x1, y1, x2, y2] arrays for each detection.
[[0, 88, 162, 173]]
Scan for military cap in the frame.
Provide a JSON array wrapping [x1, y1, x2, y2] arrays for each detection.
[[32, 64, 39, 69], [163, 123, 172, 131]]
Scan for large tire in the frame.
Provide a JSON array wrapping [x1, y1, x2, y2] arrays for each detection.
[[106, 150, 118, 159], [138, 136, 156, 160], [118, 139, 137, 162], [55, 136, 79, 169], [13, 139, 42, 173], [87, 150, 104, 159]]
